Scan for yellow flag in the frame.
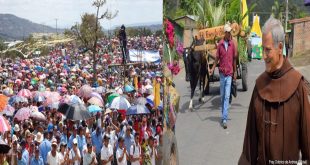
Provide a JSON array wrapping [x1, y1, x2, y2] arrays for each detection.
[[134, 76, 138, 90], [154, 80, 160, 108], [250, 15, 262, 38], [242, 0, 249, 29], [153, 78, 157, 102]]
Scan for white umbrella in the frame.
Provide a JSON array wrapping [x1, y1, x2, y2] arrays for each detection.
[[110, 96, 131, 110]]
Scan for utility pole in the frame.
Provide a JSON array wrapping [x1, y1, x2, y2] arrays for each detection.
[[55, 18, 58, 35], [224, 3, 229, 24], [285, 0, 288, 32]]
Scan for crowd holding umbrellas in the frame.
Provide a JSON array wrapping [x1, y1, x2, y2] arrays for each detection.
[[0, 34, 165, 165]]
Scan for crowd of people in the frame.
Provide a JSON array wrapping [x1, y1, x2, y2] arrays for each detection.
[[0, 34, 165, 165]]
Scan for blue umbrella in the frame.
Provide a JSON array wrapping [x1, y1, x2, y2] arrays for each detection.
[[124, 85, 135, 93], [34, 95, 45, 102], [126, 104, 150, 115], [8, 96, 28, 105], [88, 105, 102, 113], [146, 98, 154, 107]]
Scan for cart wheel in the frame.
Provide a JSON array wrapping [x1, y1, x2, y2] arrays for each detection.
[[241, 63, 248, 91]]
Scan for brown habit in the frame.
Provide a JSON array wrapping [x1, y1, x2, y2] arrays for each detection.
[[238, 59, 310, 165]]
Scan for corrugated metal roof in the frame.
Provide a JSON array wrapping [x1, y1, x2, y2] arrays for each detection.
[[289, 16, 310, 24]]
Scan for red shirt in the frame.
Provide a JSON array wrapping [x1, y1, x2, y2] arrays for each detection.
[[216, 39, 237, 76]]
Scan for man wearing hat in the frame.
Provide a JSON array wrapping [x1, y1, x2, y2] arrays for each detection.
[[101, 134, 113, 165], [47, 140, 60, 165], [69, 138, 81, 165], [209, 22, 237, 129], [13, 124, 21, 143]]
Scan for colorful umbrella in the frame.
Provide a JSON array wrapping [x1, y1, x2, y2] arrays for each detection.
[[58, 103, 91, 121], [126, 104, 150, 115], [34, 95, 45, 102], [95, 86, 106, 94], [2, 88, 13, 96], [38, 84, 46, 92], [0, 116, 11, 133], [31, 78, 38, 85], [115, 87, 123, 95], [3, 105, 15, 116], [0, 95, 8, 112], [110, 96, 131, 110], [48, 101, 60, 109], [30, 111, 46, 121], [14, 107, 31, 121], [107, 93, 120, 103], [29, 106, 38, 112], [78, 84, 92, 98], [90, 92, 103, 102], [8, 95, 28, 105], [69, 95, 84, 104], [146, 95, 155, 107], [88, 97, 104, 107], [17, 89, 32, 98], [124, 85, 135, 93], [134, 97, 147, 105], [88, 105, 102, 113]]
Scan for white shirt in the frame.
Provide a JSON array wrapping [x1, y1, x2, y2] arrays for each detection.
[[47, 151, 60, 165], [130, 143, 141, 165], [116, 147, 127, 165], [104, 131, 117, 148], [101, 144, 113, 165], [58, 152, 65, 165], [69, 148, 81, 165]]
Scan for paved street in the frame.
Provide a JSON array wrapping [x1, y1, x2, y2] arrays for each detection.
[[174, 60, 265, 165]]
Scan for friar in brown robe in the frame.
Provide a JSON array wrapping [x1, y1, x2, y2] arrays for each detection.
[[238, 58, 310, 164]]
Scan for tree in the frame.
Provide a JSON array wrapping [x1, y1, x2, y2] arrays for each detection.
[[155, 30, 162, 37], [271, 0, 284, 21], [71, 0, 117, 84], [64, 29, 74, 37], [180, 0, 199, 15], [195, 0, 225, 28], [0, 38, 7, 51]]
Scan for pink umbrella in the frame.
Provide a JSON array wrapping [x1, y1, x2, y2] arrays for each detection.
[[30, 111, 46, 121], [42, 91, 52, 98], [17, 89, 32, 98], [88, 97, 104, 107], [0, 116, 11, 133], [14, 107, 31, 121], [79, 85, 92, 98], [3, 105, 15, 116], [15, 79, 22, 85], [90, 92, 103, 102], [29, 106, 38, 112], [44, 92, 61, 106]]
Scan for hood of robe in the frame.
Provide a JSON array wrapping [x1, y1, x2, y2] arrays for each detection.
[[255, 58, 302, 103]]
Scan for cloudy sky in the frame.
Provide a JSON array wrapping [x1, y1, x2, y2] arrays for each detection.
[[0, 0, 162, 29]]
